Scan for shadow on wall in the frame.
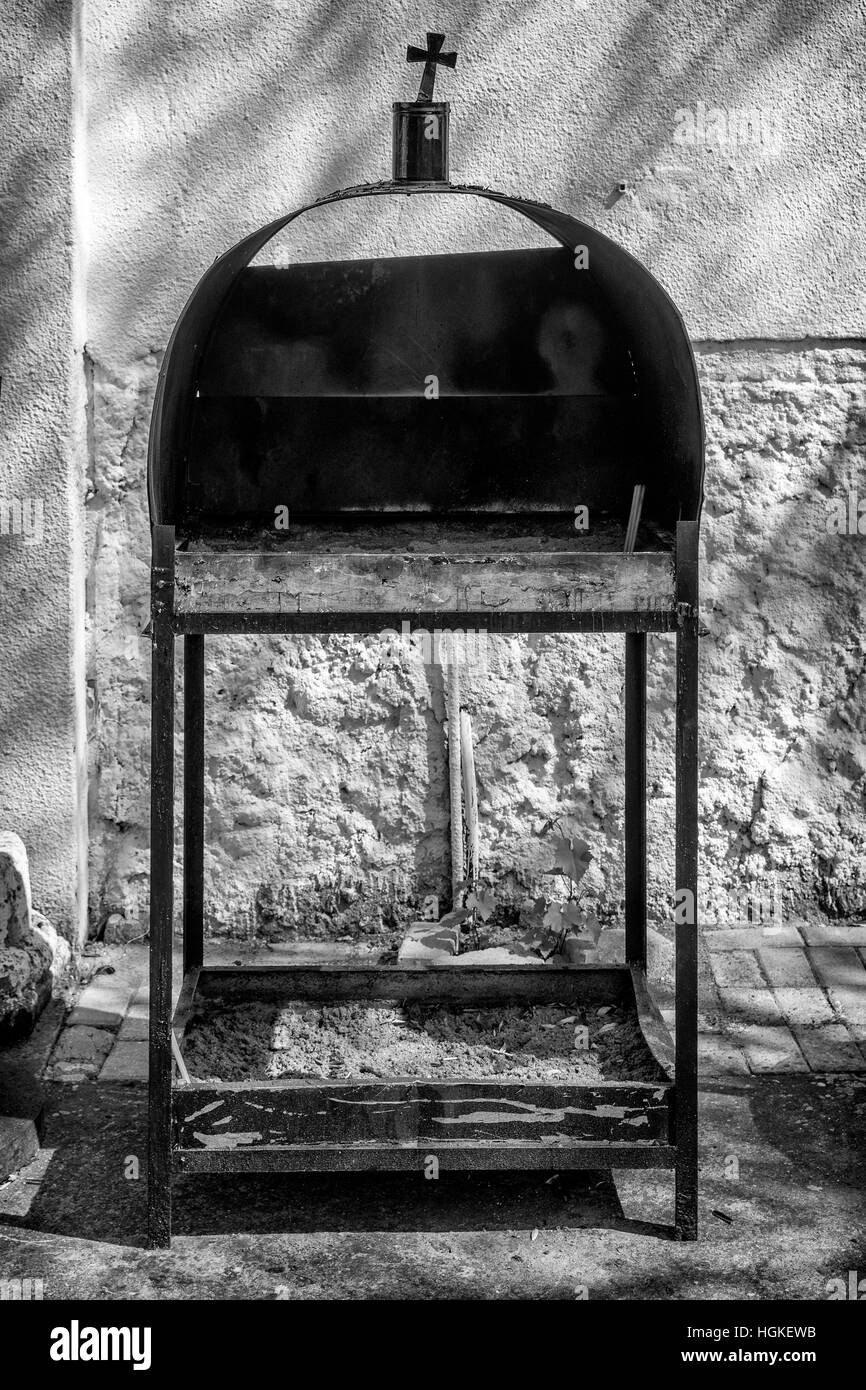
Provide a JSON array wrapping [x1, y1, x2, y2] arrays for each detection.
[[0, 1, 90, 938], [75, 0, 866, 936], [86, 0, 857, 341]]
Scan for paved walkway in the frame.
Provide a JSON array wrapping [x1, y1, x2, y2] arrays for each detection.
[[39, 924, 866, 1083], [700, 923, 866, 1076]]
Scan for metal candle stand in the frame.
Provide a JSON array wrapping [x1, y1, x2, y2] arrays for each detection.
[[146, 35, 703, 1247]]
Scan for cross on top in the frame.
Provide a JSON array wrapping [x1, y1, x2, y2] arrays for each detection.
[[406, 31, 457, 103]]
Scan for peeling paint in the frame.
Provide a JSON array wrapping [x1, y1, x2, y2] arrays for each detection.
[[185, 1099, 225, 1123], [191, 1130, 263, 1150]]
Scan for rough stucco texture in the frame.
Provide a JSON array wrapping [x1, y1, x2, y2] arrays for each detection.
[[82, 1, 866, 938], [0, 1, 86, 942], [88, 345, 866, 937]]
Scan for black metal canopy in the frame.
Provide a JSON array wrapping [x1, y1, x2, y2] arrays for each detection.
[[148, 181, 704, 539]]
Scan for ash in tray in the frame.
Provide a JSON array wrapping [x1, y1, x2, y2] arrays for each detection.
[[181, 999, 665, 1084]]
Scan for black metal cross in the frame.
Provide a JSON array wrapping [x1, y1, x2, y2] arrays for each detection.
[[406, 32, 457, 103]]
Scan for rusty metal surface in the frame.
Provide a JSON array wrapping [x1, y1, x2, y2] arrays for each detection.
[[173, 1081, 674, 1150], [173, 1141, 679, 1174], [168, 960, 674, 1164], [186, 962, 633, 1004], [171, 547, 677, 624]]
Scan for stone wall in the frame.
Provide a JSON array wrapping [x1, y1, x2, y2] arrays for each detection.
[[88, 345, 866, 940]]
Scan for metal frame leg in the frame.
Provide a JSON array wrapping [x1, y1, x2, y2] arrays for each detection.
[[625, 632, 647, 966], [148, 524, 175, 1249], [183, 634, 205, 974], [674, 520, 699, 1241]]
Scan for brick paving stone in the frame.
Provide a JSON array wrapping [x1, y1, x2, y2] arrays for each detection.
[[51, 1025, 115, 1067], [698, 1033, 749, 1076], [771, 988, 837, 1028], [702, 926, 804, 951], [98, 1041, 148, 1083], [757, 947, 837, 1027], [799, 924, 866, 947], [74, 979, 136, 1024], [717, 988, 782, 1026], [808, 948, 866, 1036], [757, 948, 817, 989], [793, 1025, 866, 1072], [729, 1024, 809, 1074], [115, 1015, 148, 1042], [66, 1004, 124, 1031], [709, 950, 766, 990]]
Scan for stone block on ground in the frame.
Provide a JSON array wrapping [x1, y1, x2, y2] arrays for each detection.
[[66, 1004, 124, 1030], [709, 949, 766, 990], [771, 987, 836, 1028], [729, 1023, 809, 1074], [716, 987, 782, 1026], [698, 1033, 749, 1076], [701, 926, 804, 950], [757, 946, 836, 1026], [0, 830, 33, 944], [74, 973, 137, 1026], [115, 1014, 148, 1042], [793, 1025, 866, 1072], [808, 947, 866, 1034], [0, 833, 68, 1041], [0, 1117, 40, 1181], [50, 1025, 115, 1070], [97, 1041, 148, 1083], [757, 947, 818, 989], [0, 1061, 44, 1180], [799, 924, 866, 947]]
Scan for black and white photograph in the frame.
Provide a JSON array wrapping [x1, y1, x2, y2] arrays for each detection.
[[0, 0, 864, 1350]]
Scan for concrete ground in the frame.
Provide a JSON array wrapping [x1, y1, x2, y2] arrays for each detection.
[[0, 938, 864, 1299]]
